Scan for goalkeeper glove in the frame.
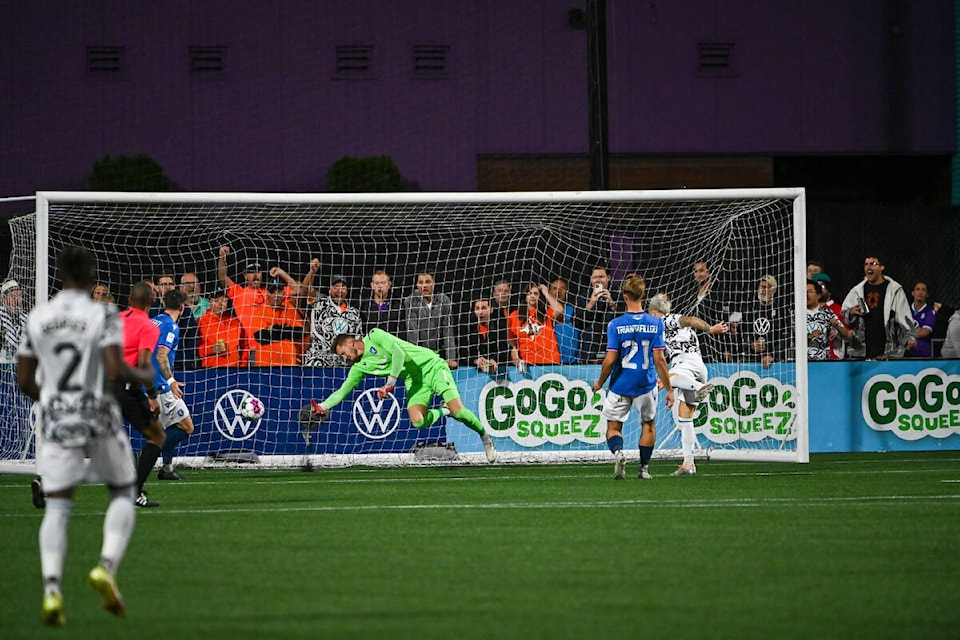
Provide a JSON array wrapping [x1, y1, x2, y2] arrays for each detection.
[[310, 399, 328, 418], [377, 376, 398, 399]]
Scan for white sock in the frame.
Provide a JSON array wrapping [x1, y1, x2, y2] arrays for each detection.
[[39, 497, 72, 588], [670, 372, 698, 392], [678, 417, 696, 467], [100, 489, 136, 573]]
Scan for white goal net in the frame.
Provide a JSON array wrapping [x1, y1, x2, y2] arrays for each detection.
[[1, 189, 808, 470]]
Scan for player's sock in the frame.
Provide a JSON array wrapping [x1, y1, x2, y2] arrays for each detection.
[[413, 409, 444, 429], [638, 445, 653, 466], [678, 417, 696, 467], [451, 406, 486, 435], [39, 497, 72, 586], [100, 487, 135, 573], [160, 426, 189, 466], [136, 443, 162, 491], [606, 435, 624, 454], [670, 372, 698, 391]]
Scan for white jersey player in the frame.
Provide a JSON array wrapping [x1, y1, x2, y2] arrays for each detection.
[[18, 246, 153, 627], [647, 292, 728, 476]]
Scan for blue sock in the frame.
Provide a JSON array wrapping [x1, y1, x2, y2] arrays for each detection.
[[639, 445, 653, 465], [606, 435, 623, 454], [161, 426, 189, 465]]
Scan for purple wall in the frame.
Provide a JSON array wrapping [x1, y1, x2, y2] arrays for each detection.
[[0, 0, 953, 193]]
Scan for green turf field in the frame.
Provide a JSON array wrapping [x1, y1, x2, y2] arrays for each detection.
[[1, 452, 958, 639]]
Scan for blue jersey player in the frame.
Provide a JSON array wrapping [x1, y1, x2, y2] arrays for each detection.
[[592, 276, 673, 480], [151, 289, 195, 481]]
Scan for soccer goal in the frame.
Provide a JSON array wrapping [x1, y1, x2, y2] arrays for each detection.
[[0, 188, 808, 470]]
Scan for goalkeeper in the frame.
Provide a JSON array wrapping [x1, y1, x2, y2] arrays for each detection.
[[311, 328, 498, 463]]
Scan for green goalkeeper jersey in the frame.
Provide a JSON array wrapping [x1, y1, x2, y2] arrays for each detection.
[[321, 328, 443, 409]]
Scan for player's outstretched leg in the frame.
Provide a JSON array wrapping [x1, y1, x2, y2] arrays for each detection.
[[443, 399, 497, 463]]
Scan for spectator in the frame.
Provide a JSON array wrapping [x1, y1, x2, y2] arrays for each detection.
[[179, 272, 210, 319], [462, 298, 511, 374], [0, 279, 27, 366], [91, 282, 111, 303], [685, 260, 727, 360], [579, 267, 621, 363], [812, 272, 850, 359], [507, 282, 564, 366], [806, 280, 848, 361], [550, 278, 580, 363], [248, 276, 307, 366], [149, 273, 176, 317], [360, 269, 404, 338], [904, 281, 935, 358], [940, 310, 960, 358], [197, 288, 249, 367], [735, 275, 792, 369], [403, 270, 458, 369], [841, 256, 915, 359], [806, 260, 824, 280], [217, 245, 267, 335], [303, 274, 363, 367], [491, 279, 513, 319]]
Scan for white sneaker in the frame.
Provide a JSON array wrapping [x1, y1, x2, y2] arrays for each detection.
[[695, 383, 715, 403], [670, 465, 697, 477], [481, 432, 498, 463], [637, 466, 653, 480], [613, 450, 626, 480]]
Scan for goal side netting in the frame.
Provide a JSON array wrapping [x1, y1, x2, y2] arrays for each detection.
[[0, 189, 808, 471]]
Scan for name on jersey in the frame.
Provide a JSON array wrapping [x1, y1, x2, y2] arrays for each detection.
[[615, 324, 659, 335], [40, 317, 88, 335]]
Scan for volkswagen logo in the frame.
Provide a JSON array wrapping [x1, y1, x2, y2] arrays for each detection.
[[214, 389, 263, 441], [352, 389, 401, 439]]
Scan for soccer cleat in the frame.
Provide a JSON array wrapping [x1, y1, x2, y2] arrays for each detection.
[[695, 383, 715, 403], [31, 477, 46, 509], [613, 450, 626, 480], [88, 566, 126, 617], [135, 491, 159, 508], [157, 468, 182, 481], [671, 465, 697, 477], [481, 431, 498, 463], [637, 466, 653, 480], [41, 591, 65, 627]]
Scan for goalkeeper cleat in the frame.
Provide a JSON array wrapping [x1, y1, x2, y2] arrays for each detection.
[[31, 477, 46, 509], [671, 464, 697, 477], [41, 591, 65, 627], [637, 466, 653, 480], [135, 491, 159, 508], [88, 566, 126, 617], [695, 383, 715, 403], [613, 450, 626, 480], [481, 431, 498, 463]]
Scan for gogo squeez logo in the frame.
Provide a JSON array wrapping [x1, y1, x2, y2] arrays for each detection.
[[693, 371, 798, 444], [863, 368, 960, 441], [479, 373, 605, 446]]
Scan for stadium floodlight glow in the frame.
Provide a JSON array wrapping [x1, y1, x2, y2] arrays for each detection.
[[0, 188, 808, 471]]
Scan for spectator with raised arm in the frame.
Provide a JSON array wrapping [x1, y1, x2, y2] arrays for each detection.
[[550, 278, 580, 363], [507, 282, 564, 366], [217, 245, 267, 335], [303, 274, 363, 367], [579, 267, 621, 363]]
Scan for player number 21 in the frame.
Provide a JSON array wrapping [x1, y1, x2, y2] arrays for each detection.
[[621, 339, 651, 370]]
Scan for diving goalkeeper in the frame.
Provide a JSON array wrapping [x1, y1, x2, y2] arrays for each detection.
[[311, 328, 498, 462]]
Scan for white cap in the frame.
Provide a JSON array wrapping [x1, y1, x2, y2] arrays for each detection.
[[1, 279, 20, 295]]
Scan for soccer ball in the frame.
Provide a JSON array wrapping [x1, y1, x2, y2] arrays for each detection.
[[239, 396, 265, 421]]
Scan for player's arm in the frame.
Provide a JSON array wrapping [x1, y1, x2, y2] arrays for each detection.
[[680, 315, 728, 335], [217, 245, 236, 288], [156, 345, 183, 399], [106, 345, 154, 388], [653, 347, 674, 409], [316, 364, 367, 412], [592, 349, 619, 392]]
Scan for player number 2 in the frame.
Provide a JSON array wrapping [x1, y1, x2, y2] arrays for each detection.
[[54, 342, 82, 392]]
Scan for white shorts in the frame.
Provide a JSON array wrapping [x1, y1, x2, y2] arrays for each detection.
[[670, 353, 709, 406], [601, 388, 658, 423], [158, 390, 191, 428], [37, 429, 135, 493]]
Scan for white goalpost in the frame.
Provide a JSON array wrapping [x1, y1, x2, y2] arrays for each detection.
[[1, 188, 808, 471]]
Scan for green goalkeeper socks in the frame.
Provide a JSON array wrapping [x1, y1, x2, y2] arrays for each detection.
[[452, 406, 485, 436]]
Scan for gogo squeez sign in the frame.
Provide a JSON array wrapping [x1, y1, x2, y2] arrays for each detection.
[[692, 371, 798, 444], [479, 373, 605, 446], [862, 368, 960, 440]]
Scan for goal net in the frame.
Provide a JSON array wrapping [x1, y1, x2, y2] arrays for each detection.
[[1, 189, 808, 471]]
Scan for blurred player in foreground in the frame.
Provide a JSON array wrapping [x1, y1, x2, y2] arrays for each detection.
[[311, 328, 497, 462], [18, 246, 154, 626], [592, 276, 674, 480], [647, 292, 728, 476]]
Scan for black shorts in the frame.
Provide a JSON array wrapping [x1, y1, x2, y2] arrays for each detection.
[[113, 382, 154, 434]]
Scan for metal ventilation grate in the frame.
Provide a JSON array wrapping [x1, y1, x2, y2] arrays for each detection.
[[412, 44, 450, 76], [697, 42, 735, 75], [335, 45, 373, 76], [86, 46, 124, 75], [189, 45, 227, 74]]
